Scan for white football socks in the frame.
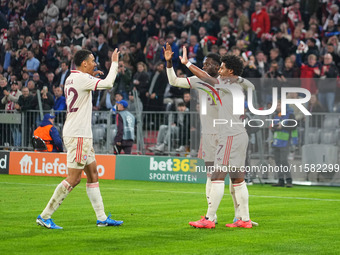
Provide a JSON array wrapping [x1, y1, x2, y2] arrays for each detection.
[[206, 175, 212, 205], [86, 182, 107, 221], [206, 180, 224, 221], [41, 180, 73, 219], [229, 178, 240, 219], [233, 181, 250, 221]]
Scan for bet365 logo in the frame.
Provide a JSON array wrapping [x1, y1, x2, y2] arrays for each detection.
[[149, 157, 197, 172]]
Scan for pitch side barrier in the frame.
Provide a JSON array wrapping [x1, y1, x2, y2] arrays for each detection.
[[2, 150, 340, 185], [3, 151, 208, 184]]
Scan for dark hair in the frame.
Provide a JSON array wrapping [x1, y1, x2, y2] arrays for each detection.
[[177, 102, 186, 107], [221, 54, 244, 76], [206, 53, 221, 66], [74, 49, 92, 67]]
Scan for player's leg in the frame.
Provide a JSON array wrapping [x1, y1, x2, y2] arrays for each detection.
[[37, 168, 81, 229], [205, 162, 214, 205], [229, 176, 239, 219], [225, 133, 253, 228], [84, 155, 123, 227], [205, 170, 228, 221]]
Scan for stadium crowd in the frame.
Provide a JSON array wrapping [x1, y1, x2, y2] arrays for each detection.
[[1, 0, 340, 149]]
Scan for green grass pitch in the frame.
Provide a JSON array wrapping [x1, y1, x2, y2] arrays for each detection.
[[0, 175, 340, 254]]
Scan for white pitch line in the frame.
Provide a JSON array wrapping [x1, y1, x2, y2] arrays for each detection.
[[1, 182, 340, 202]]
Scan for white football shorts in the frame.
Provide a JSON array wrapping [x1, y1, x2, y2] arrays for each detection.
[[198, 134, 219, 163], [214, 132, 248, 169], [63, 137, 95, 169]]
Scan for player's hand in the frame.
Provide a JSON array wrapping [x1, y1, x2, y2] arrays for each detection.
[[179, 46, 188, 65], [111, 48, 120, 62], [163, 43, 174, 61], [93, 70, 104, 77]]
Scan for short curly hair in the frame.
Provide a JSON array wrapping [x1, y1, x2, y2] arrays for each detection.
[[220, 54, 244, 76]]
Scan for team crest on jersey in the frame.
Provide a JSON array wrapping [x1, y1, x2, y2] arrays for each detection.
[[83, 155, 87, 160], [197, 81, 222, 106], [202, 151, 206, 157]]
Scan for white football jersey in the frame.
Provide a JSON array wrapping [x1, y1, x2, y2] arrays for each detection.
[[63, 70, 106, 138], [187, 76, 219, 135], [215, 78, 247, 136]]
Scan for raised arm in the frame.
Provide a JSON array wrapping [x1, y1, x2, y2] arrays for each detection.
[[180, 46, 218, 86], [96, 48, 120, 89], [163, 43, 190, 89]]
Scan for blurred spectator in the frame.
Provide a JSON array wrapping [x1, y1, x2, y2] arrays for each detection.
[[0, 77, 10, 110], [146, 61, 167, 111], [55, 61, 70, 88], [15, 87, 33, 112], [113, 60, 132, 101], [282, 1, 302, 34], [243, 55, 262, 79], [53, 86, 66, 112], [1, 80, 22, 147], [278, 57, 300, 87], [27, 80, 36, 95], [144, 36, 162, 72], [186, 34, 203, 67], [166, 12, 184, 38], [127, 91, 143, 112], [217, 25, 236, 51], [323, 4, 340, 31], [32, 72, 44, 91], [237, 23, 257, 52], [92, 34, 108, 69], [71, 26, 86, 47], [269, 48, 284, 70], [296, 44, 319, 94], [44, 72, 57, 94], [251, 2, 270, 39], [34, 113, 63, 152], [272, 29, 292, 60], [99, 88, 115, 111], [305, 38, 320, 59], [2, 41, 12, 72], [236, 7, 249, 35], [130, 13, 144, 46], [62, 17, 72, 36], [255, 51, 269, 76], [43, 0, 59, 24], [31, 86, 54, 110], [129, 44, 146, 72], [161, 34, 179, 69], [23, 50, 40, 77], [132, 62, 150, 106], [113, 100, 135, 155], [316, 53, 338, 112], [1, 80, 21, 111]]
